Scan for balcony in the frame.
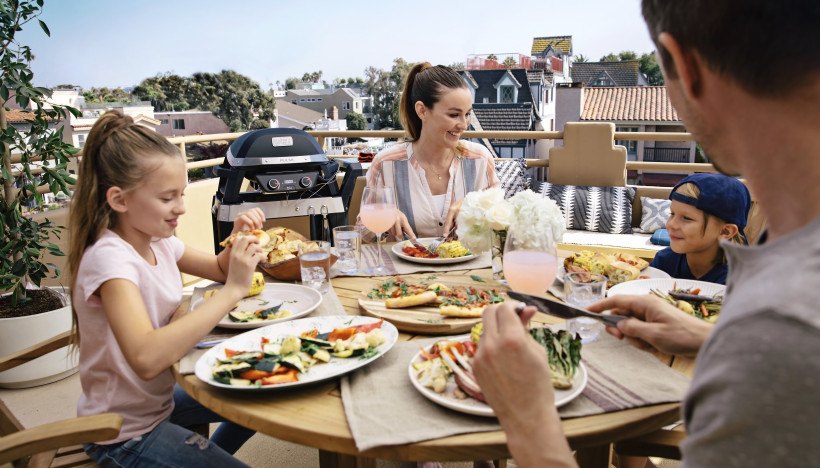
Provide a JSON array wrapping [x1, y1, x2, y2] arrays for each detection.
[[643, 147, 691, 163]]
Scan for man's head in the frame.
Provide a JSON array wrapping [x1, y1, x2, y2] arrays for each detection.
[[641, 1, 820, 174]]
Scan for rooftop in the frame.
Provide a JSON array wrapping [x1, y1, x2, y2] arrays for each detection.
[[571, 61, 644, 87], [581, 86, 680, 122], [531, 35, 573, 56]]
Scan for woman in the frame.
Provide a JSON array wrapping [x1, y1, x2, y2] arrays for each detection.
[[366, 62, 500, 240]]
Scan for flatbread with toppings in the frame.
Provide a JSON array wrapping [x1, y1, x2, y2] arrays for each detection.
[[367, 277, 505, 318]]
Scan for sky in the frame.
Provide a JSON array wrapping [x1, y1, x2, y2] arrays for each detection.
[[19, 0, 657, 90]]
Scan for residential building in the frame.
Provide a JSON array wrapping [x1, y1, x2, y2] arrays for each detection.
[[284, 88, 364, 121], [154, 111, 230, 137], [571, 61, 648, 87], [555, 84, 695, 185], [530, 35, 573, 83]]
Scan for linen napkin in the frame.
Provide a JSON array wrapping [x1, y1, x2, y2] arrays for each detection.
[[341, 332, 689, 451], [333, 244, 492, 277]]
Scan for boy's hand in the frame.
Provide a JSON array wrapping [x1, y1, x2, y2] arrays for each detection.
[[231, 208, 265, 235], [223, 235, 265, 300]]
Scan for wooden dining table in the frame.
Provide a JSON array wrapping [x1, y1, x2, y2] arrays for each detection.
[[174, 261, 685, 468]]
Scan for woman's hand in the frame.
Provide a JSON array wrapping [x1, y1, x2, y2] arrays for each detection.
[[223, 235, 265, 300], [389, 210, 416, 241], [442, 199, 463, 239], [587, 294, 713, 356], [231, 208, 265, 235]]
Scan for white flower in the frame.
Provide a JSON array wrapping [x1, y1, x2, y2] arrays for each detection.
[[456, 187, 565, 254]]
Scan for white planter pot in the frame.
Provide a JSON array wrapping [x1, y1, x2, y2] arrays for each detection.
[[0, 289, 79, 389]]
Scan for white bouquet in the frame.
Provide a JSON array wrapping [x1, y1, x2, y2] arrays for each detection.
[[456, 187, 565, 253]]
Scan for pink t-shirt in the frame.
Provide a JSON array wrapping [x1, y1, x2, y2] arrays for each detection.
[[74, 230, 185, 443]]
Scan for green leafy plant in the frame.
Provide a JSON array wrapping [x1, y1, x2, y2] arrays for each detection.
[[1, 0, 81, 308]]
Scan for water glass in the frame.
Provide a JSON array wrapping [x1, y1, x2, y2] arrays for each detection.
[[563, 272, 608, 343], [332, 225, 361, 274], [298, 241, 331, 293]]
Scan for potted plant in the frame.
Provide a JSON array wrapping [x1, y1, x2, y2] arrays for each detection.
[[1, 0, 82, 387]]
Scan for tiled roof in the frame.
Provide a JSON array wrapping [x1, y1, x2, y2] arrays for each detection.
[[472, 103, 535, 144], [526, 70, 544, 84], [581, 87, 680, 122], [457, 69, 534, 104], [531, 36, 572, 56], [275, 100, 324, 126], [571, 61, 643, 86], [6, 109, 35, 123]]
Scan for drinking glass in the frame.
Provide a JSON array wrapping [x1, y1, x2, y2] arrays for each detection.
[[502, 225, 558, 295], [332, 225, 361, 274], [360, 186, 397, 275], [563, 272, 608, 343], [298, 241, 331, 293]]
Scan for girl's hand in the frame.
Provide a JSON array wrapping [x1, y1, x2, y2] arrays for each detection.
[[442, 199, 463, 239], [389, 211, 416, 241], [232, 208, 265, 235], [223, 235, 265, 299]]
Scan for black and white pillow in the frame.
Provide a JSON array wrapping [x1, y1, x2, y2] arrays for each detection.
[[639, 197, 671, 233], [534, 182, 635, 234], [495, 159, 528, 199]]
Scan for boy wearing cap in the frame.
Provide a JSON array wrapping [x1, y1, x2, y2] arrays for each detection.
[[650, 173, 752, 284]]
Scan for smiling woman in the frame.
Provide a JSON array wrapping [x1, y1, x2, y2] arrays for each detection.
[[364, 62, 500, 240]]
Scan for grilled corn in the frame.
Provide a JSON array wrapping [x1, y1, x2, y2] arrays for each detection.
[[247, 272, 265, 297]]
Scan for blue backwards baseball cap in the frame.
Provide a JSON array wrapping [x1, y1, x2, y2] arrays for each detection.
[[670, 173, 752, 233]]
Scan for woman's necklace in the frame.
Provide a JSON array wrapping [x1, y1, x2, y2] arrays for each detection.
[[415, 146, 455, 180]]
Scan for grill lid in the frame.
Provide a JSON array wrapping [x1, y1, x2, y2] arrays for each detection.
[[226, 128, 329, 167]]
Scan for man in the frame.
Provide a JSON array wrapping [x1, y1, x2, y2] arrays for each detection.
[[472, 1, 820, 466]]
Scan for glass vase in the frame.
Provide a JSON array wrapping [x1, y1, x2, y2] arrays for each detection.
[[491, 229, 508, 281]]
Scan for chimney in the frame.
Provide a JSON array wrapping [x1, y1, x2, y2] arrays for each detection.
[[331, 106, 339, 120]]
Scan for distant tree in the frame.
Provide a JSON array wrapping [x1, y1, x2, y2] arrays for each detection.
[[346, 111, 366, 130], [448, 62, 465, 71], [54, 83, 78, 90], [364, 58, 413, 129], [502, 56, 517, 68], [486, 54, 498, 62], [301, 71, 323, 83], [600, 53, 620, 62], [639, 52, 664, 85], [132, 73, 192, 111], [250, 119, 269, 129], [81, 86, 132, 103], [336, 78, 348, 86], [600, 51, 638, 62], [573, 54, 589, 63], [285, 77, 299, 89]]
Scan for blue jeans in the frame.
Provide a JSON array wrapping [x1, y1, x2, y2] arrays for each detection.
[[85, 385, 254, 468]]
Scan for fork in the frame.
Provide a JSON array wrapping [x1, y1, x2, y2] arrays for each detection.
[[428, 225, 457, 252], [440, 349, 480, 392]]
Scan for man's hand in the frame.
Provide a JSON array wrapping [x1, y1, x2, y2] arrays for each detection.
[[587, 294, 713, 357], [231, 208, 265, 235]]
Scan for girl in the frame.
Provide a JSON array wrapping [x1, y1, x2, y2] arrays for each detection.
[[650, 173, 751, 284], [366, 62, 499, 240], [68, 110, 266, 467]]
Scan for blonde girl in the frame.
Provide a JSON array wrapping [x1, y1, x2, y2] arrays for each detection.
[[68, 110, 265, 467]]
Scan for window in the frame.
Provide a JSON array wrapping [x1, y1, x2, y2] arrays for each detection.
[[343, 101, 351, 110], [483, 97, 489, 103], [291, 100, 297, 105], [500, 85, 514, 103], [77, 134, 85, 148], [317, 98, 323, 102], [160, 119, 169, 124], [172, 119, 185, 130], [615, 126, 638, 156]]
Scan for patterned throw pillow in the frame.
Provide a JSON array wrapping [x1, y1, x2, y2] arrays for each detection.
[[534, 182, 635, 234], [640, 197, 671, 233], [495, 159, 528, 199]]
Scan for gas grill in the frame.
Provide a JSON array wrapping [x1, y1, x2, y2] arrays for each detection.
[[211, 128, 362, 251]]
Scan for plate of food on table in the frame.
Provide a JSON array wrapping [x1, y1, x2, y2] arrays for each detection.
[[391, 238, 476, 265], [560, 250, 670, 287], [607, 278, 725, 322], [194, 316, 398, 390], [190, 274, 323, 329], [408, 323, 587, 417], [358, 274, 507, 334]]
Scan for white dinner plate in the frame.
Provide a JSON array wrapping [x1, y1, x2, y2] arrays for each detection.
[[407, 334, 587, 417], [195, 315, 398, 391], [607, 278, 725, 298], [190, 283, 323, 329], [391, 238, 476, 265]]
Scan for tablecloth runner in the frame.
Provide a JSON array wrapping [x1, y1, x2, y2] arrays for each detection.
[[341, 332, 689, 451]]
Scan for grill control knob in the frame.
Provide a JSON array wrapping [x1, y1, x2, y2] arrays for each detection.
[[267, 178, 280, 191], [299, 176, 312, 188]]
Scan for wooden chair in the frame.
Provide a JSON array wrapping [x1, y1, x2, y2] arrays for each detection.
[[0, 330, 123, 467]]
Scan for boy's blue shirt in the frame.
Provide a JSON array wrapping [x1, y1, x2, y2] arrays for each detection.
[[650, 247, 728, 285]]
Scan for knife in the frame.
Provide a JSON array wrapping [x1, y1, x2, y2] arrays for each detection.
[[507, 291, 626, 328]]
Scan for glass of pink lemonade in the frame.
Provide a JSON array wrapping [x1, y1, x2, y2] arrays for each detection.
[[502, 226, 558, 295], [360, 186, 397, 275]]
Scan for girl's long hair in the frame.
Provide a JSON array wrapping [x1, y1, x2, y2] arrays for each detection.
[[68, 110, 180, 345], [399, 62, 468, 142]]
